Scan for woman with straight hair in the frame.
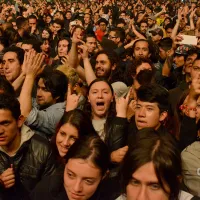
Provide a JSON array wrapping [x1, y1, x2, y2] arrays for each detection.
[[117, 128, 199, 200], [30, 135, 111, 200], [51, 109, 97, 162]]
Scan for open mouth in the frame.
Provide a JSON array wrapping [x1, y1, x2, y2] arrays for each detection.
[[96, 102, 104, 106]]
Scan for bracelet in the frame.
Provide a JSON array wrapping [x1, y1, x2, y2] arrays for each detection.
[[179, 104, 197, 115]]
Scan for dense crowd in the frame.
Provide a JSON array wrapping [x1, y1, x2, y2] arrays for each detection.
[[0, 0, 200, 199]]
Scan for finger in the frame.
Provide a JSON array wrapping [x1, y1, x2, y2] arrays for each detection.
[[67, 84, 71, 97], [126, 88, 131, 102], [4, 179, 15, 186], [2, 174, 15, 182]]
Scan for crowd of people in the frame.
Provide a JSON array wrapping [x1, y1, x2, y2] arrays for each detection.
[[0, 0, 200, 199]]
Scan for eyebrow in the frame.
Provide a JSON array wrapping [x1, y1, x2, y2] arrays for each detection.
[[66, 168, 96, 180], [132, 177, 159, 185]]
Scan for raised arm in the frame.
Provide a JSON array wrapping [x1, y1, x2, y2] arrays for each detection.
[[79, 44, 97, 85], [19, 51, 45, 118]]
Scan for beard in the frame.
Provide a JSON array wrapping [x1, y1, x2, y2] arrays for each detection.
[[95, 67, 112, 80]]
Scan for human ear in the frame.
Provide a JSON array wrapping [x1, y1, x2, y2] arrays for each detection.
[[17, 115, 25, 128], [159, 111, 168, 122]]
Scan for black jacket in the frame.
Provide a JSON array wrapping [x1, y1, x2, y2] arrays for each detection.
[[105, 117, 128, 153], [0, 134, 56, 200]]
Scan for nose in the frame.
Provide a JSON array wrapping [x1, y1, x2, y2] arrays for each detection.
[[0, 126, 4, 135], [137, 186, 149, 200], [63, 136, 70, 146], [97, 91, 103, 98], [73, 179, 83, 193], [37, 88, 42, 97], [4, 62, 8, 70], [138, 107, 146, 117]]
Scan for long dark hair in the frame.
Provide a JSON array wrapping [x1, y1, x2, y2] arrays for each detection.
[[51, 109, 97, 161], [84, 78, 116, 131], [64, 135, 110, 176], [121, 128, 181, 200]]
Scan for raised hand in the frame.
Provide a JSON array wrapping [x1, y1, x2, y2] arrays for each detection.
[[78, 44, 89, 60], [115, 89, 131, 118], [66, 84, 81, 112], [25, 50, 45, 78]]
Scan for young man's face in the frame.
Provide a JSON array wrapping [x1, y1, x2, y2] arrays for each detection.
[[140, 22, 148, 34], [135, 100, 167, 130], [86, 37, 97, 53], [99, 22, 107, 32], [108, 31, 119, 45], [165, 28, 172, 38], [2, 52, 22, 83], [52, 23, 61, 35], [29, 18, 37, 29], [36, 78, 57, 109], [133, 41, 150, 59], [95, 54, 113, 79], [0, 109, 22, 148]]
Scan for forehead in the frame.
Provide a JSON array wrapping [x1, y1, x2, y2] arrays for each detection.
[[137, 100, 159, 108], [90, 81, 111, 90], [53, 23, 61, 27], [96, 54, 109, 61], [109, 31, 116, 35], [59, 39, 69, 45], [66, 158, 100, 177], [132, 162, 159, 183], [29, 18, 36, 22], [135, 41, 149, 48], [3, 52, 18, 60], [193, 60, 200, 66], [0, 109, 15, 121], [86, 37, 96, 42]]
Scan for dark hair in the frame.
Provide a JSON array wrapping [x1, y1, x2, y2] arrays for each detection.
[[83, 34, 96, 42], [159, 37, 173, 52], [116, 18, 126, 26], [129, 57, 155, 77], [53, 19, 64, 28], [51, 109, 97, 160], [0, 76, 15, 96], [110, 27, 125, 43], [22, 39, 41, 53], [3, 46, 25, 65], [28, 14, 37, 21], [165, 23, 174, 31], [57, 110, 97, 138], [139, 20, 148, 27], [121, 128, 181, 200], [2, 28, 19, 47], [0, 93, 21, 120], [36, 68, 68, 103], [16, 17, 28, 29], [136, 83, 169, 113], [64, 135, 110, 176]]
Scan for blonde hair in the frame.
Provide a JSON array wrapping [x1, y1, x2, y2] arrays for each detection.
[[56, 65, 79, 87]]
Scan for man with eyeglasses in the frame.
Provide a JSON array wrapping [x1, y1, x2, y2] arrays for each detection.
[[95, 18, 108, 41], [107, 28, 125, 48]]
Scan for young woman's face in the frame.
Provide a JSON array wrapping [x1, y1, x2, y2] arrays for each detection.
[[126, 162, 170, 200], [56, 123, 79, 157], [88, 81, 113, 120], [42, 30, 50, 39], [64, 158, 102, 200], [58, 39, 69, 57]]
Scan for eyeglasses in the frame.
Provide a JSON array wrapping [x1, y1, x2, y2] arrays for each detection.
[[108, 35, 117, 39]]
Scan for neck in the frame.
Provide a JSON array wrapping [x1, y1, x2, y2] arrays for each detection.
[[18, 29, 24, 37], [185, 73, 191, 83], [2, 131, 21, 156]]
